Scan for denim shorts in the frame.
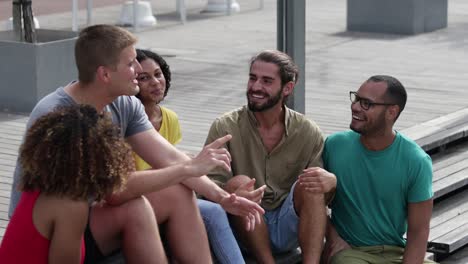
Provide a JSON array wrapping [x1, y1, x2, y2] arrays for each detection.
[[264, 181, 299, 253]]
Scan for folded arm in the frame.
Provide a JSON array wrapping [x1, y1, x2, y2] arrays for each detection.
[[108, 129, 231, 205]]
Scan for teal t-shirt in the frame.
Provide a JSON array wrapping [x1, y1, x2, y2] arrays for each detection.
[[323, 131, 433, 247]]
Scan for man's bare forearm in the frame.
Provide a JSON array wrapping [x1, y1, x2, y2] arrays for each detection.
[[403, 228, 429, 264]]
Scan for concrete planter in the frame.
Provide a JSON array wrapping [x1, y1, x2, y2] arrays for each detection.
[[347, 0, 448, 35], [0, 29, 78, 113]]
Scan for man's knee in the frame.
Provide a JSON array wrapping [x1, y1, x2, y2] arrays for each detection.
[[171, 183, 196, 200], [123, 196, 156, 222], [225, 175, 252, 193], [149, 183, 196, 206], [293, 183, 326, 213]]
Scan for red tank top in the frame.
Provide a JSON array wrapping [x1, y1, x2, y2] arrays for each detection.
[[0, 191, 85, 264]]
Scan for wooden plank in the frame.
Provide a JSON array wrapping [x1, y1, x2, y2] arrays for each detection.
[[429, 223, 468, 254], [0, 196, 9, 205], [0, 147, 19, 156], [440, 245, 468, 264], [0, 190, 10, 199], [401, 108, 468, 152], [0, 133, 22, 141], [432, 148, 468, 173], [431, 190, 468, 227], [0, 170, 13, 179], [0, 138, 22, 145], [418, 126, 468, 152], [433, 159, 468, 182], [0, 204, 8, 212], [0, 183, 12, 191], [0, 126, 26, 136], [433, 169, 468, 199], [0, 210, 8, 221], [0, 165, 14, 173], [429, 211, 468, 253], [428, 190, 468, 254], [0, 159, 16, 167], [0, 153, 18, 162]]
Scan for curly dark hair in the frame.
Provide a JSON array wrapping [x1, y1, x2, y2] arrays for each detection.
[[136, 48, 172, 97], [19, 104, 134, 201]]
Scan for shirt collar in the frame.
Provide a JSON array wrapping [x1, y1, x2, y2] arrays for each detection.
[[245, 105, 291, 137]]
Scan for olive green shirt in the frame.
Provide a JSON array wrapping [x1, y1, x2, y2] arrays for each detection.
[[205, 106, 324, 210]]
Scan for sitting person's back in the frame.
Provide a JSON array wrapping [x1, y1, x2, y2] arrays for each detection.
[[0, 105, 131, 264]]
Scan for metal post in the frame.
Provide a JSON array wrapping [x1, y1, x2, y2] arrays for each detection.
[[133, 0, 139, 31], [227, 0, 232, 15], [12, 0, 24, 41], [277, 0, 306, 114], [22, 0, 36, 43], [87, 0, 93, 26], [72, 0, 78, 31], [177, 0, 187, 24]]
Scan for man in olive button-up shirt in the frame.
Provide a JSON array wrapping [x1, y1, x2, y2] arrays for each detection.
[[205, 50, 337, 264]]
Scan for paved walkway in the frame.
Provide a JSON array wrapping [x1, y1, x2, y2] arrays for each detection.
[[1, 0, 468, 261]]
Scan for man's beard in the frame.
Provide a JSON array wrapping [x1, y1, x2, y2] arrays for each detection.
[[247, 89, 283, 112], [350, 111, 386, 136]]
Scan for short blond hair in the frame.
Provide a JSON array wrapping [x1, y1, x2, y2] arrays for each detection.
[[75, 24, 137, 84]]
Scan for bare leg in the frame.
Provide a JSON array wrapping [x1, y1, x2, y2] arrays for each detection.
[[145, 183, 212, 264], [293, 183, 327, 264], [90, 196, 167, 264], [226, 176, 275, 264]]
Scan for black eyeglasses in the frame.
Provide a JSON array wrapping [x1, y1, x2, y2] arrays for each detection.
[[349, 91, 395, 110]]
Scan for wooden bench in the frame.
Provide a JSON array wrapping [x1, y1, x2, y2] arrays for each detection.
[[402, 108, 468, 153], [426, 138, 468, 258], [429, 186, 468, 255], [432, 140, 468, 199], [400, 108, 468, 260]]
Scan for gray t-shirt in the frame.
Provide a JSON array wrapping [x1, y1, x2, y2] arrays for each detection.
[[8, 86, 153, 217]]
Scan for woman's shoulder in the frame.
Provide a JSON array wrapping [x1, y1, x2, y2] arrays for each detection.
[[45, 196, 89, 220], [160, 106, 179, 119]]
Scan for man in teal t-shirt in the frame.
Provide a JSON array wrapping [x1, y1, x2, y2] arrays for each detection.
[[320, 75, 435, 264]]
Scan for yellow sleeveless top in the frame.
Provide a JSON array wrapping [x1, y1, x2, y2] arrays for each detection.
[[134, 106, 182, 170]]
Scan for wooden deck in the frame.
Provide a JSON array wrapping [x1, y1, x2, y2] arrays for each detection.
[[0, 112, 27, 237]]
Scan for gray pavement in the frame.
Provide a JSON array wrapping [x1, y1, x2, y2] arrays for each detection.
[[2, 0, 467, 152], [1, 0, 468, 262]]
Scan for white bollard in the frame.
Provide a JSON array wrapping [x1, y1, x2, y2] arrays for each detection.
[[203, 0, 240, 14], [117, 1, 157, 27]]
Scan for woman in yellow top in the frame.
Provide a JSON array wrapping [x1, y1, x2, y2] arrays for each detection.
[[134, 49, 182, 170], [134, 49, 244, 263]]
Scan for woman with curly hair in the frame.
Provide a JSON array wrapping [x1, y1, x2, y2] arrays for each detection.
[[0, 105, 138, 263], [134, 48, 181, 170]]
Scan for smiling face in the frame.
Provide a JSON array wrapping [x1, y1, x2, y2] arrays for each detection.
[[246, 60, 286, 112], [136, 58, 167, 104], [350, 81, 391, 135], [107, 46, 142, 97]]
